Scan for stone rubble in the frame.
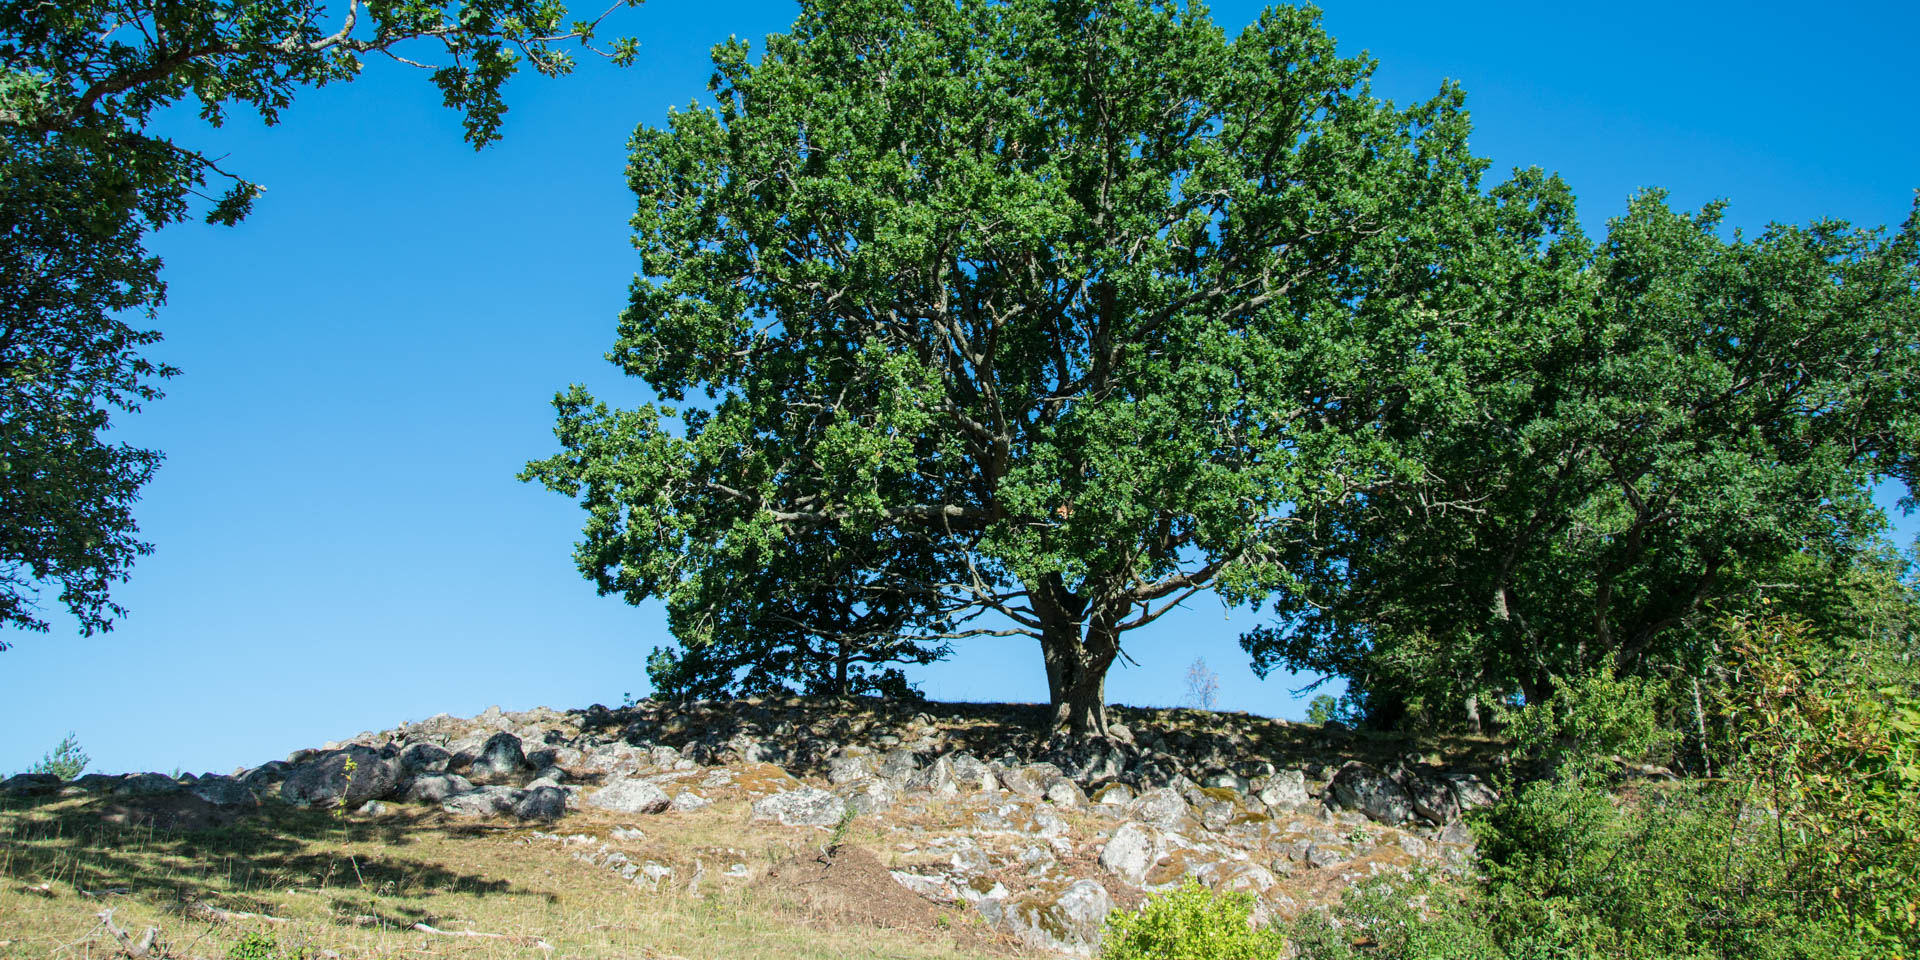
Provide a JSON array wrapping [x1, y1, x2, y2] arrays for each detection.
[[1, 697, 1516, 956]]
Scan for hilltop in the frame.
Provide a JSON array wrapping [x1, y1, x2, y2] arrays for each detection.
[[0, 698, 1511, 959]]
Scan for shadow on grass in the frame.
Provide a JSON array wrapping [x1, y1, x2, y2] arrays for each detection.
[[0, 792, 530, 916]]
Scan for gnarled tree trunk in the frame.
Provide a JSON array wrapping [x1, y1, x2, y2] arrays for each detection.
[[1032, 575, 1122, 739]]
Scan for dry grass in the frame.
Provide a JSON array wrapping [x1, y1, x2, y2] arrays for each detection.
[[0, 793, 1029, 960]]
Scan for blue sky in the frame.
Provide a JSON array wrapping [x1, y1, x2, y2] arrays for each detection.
[[3, 0, 1916, 776]]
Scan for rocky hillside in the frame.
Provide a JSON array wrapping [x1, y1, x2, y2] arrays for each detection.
[[1, 698, 1508, 957]]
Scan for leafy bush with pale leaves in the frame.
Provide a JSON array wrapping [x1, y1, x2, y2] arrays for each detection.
[[1100, 879, 1284, 960]]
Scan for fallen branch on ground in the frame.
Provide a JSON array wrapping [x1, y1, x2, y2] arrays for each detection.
[[184, 901, 291, 925], [95, 908, 159, 958], [411, 922, 554, 951]]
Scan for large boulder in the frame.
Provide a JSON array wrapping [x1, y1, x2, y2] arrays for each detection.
[[751, 787, 847, 827], [281, 748, 402, 809], [1329, 762, 1413, 825], [999, 762, 1064, 798], [0, 773, 62, 798], [1124, 787, 1192, 830], [905, 756, 959, 798], [979, 878, 1113, 957], [403, 773, 475, 804], [469, 732, 528, 781], [585, 778, 671, 815], [512, 785, 569, 822], [398, 742, 452, 775], [1404, 771, 1461, 825], [442, 785, 525, 817], [1444, 773, 1500, 812], [826, 755, 872, 785], [1255, 770, 1311, 809], [947, 753, 998, 792], [873, 750, 919, 782], [1098, 822, 1161, 885], [188, 777, 259, 808]]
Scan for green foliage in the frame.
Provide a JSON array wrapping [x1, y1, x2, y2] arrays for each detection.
[[0, 0, 638, 643], [526, 0, 1506, 736], [26, 731, 87, 780], [1100, 879, 1284, 960], [821, 804, 857, 860], [1300, 613, 1920, 960], [1304, 694, 1339, 726], [1244, 189, 1920, 725], [1503, 666, 1675, 781], [225, 931, 309, 960], [1289, 874, 1496, 960]]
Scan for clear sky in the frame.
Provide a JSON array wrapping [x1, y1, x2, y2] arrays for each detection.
[[3, 0, 1916, 777]]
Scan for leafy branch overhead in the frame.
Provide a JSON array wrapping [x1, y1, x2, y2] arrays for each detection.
[[0, 0, 639, 640]]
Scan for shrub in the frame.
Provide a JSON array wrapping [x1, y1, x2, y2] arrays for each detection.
[[1100, 879, 1284, 960], [26, 732, 88, 781]]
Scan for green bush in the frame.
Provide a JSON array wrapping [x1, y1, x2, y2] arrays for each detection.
[[26, 732, 88, 781], [1100, 879, 1285, 960], [1297, 613, 1919, 960]]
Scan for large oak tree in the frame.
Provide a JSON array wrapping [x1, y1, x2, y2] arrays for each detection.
[[524, 0, 1509, 735]]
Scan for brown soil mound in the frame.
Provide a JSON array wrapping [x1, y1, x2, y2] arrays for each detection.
[[761, 845, 936, 930]]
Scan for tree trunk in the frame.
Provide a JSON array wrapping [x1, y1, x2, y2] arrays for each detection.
[[1031, 576, 1120, 740]]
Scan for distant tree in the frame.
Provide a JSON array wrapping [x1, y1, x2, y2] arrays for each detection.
[[0, 0, 640, 641], [1183, 658, 1219, 712], [1304, 693, 1339, 727], [1244, 192, 1920, 725], [26, 731, 88, 780], [524, 0, 1504, 737], [644, 526, 951, 700]]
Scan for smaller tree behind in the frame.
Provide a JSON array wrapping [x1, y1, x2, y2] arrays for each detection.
[[26, 731, 88, 780]]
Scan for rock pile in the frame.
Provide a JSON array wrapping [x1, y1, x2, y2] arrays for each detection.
[[0, 698, 1503, 956]]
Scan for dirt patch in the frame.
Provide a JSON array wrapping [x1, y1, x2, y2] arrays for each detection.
[[762, 845, 936, 929], [757, 845, 1017, 954], [97, 794, 244, 832]]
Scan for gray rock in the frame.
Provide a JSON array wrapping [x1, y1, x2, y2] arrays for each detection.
[[470, 732, 528, 781], [1091, 782, 1135, 806], [905, 756, 958, 797], [281, 748, 402, 808], [0, 773, 62, 797], [874, 750, 919, 781], [751, 787, 847, 827], [404, 773, 475, 803], [1443, 773, 1500, 812], [586, 778, 672, 815], [398, 742, 452, 775], [892, 871, 959, 902], [513, 785, 569, 822], [1000, 762, 1064, 798], [443, 785, 526, 817], [1125, 787, 1192, 829], [1098, 822, 1159, 884], [1255, 770, 1311, 809], [670, 790, 712, 812], [1405, 771, 1461, 825], [845, 778, 896, 816], [826, 755, 872, 785], [188, 777, 258, 807], [1044, 778, 1087, 808], [1201, 772, 1249, 794], [238, 761, 293, 788], [1330, 762, 1413, 825], [985, 878, 1113, 957], [115, 773, 185, 796], [947, 753, 997, 792]]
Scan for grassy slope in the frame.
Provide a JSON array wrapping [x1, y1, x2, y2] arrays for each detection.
[[0, 793, 1022, 960]]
